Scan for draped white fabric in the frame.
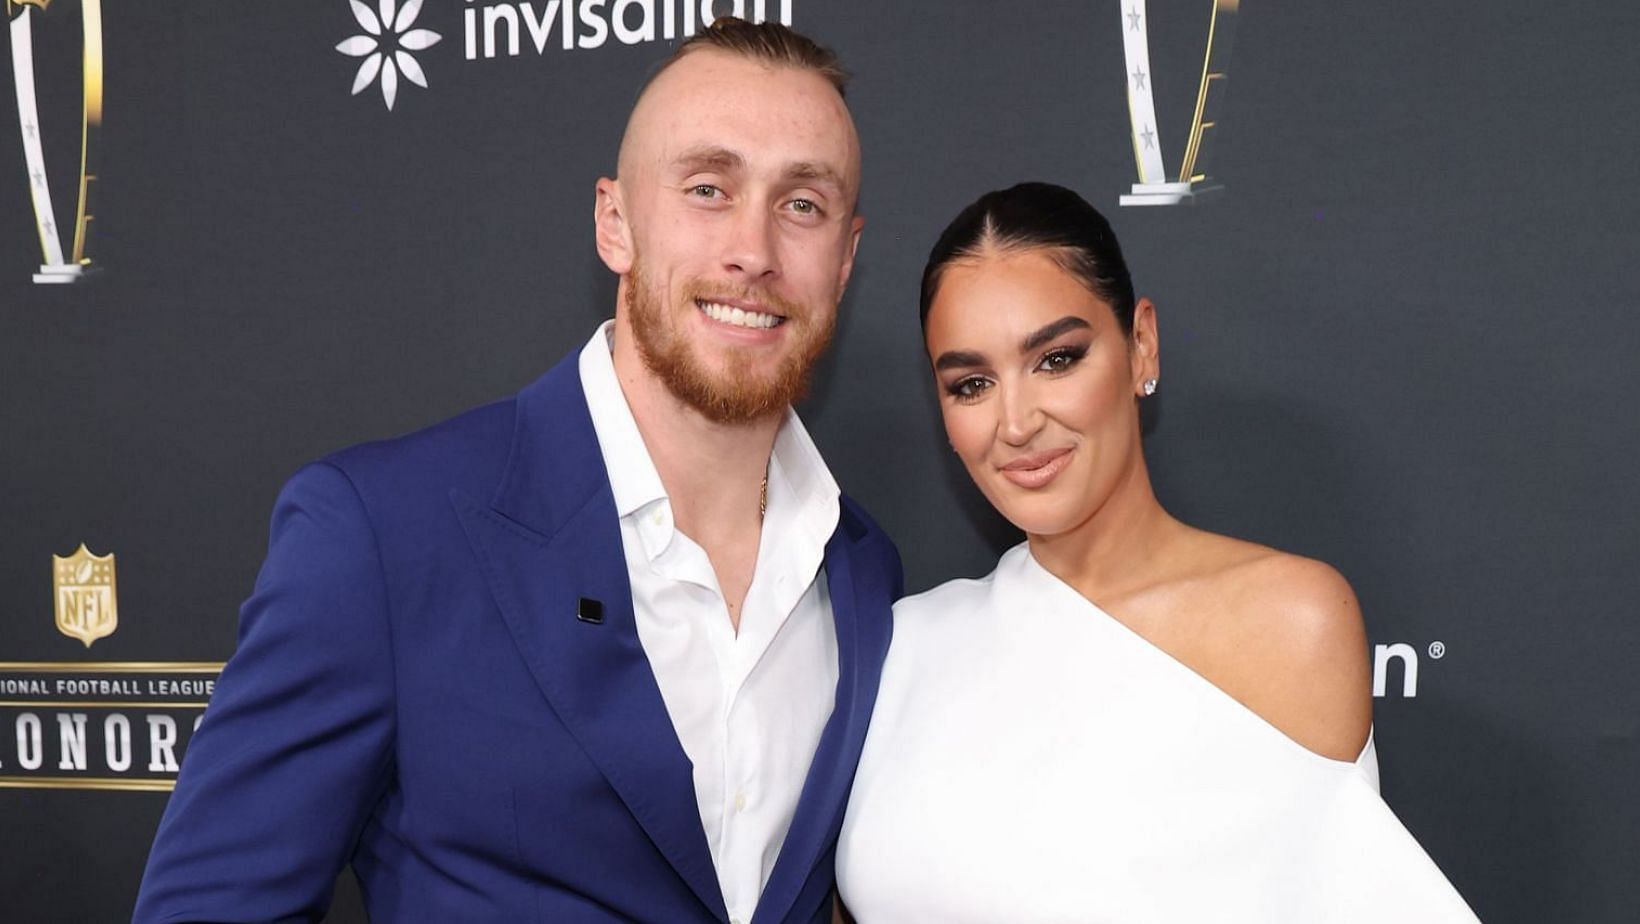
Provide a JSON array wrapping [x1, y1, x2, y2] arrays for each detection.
[[838, 544, 1480, 923]]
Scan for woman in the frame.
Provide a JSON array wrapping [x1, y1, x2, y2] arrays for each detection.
[[836, 183, 1478, 922]]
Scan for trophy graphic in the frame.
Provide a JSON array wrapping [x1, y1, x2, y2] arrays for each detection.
[[1119, 0, 1239, 206], [8, 0, 102, 282]]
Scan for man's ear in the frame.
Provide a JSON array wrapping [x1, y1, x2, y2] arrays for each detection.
[[836, 214, 865, 294], [594, 177, 633, 275]]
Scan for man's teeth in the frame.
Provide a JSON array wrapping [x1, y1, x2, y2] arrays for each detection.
[[699, 301, 781, 330]]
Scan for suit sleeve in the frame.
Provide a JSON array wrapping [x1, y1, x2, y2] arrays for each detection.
[[133, 462, 396, 923]]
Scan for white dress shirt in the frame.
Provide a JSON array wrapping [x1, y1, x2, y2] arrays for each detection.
[[578, 321, 841, 924]]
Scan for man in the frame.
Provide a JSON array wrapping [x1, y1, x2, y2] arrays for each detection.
[[134, 19, 899, 924]]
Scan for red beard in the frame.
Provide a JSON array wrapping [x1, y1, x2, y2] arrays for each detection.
[[625, 256, 836, 424]]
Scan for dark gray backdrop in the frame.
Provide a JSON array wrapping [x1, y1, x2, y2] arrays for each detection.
[[3, 2, 1636, 921]]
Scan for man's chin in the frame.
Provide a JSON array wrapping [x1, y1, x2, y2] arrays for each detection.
[[682, 379, 795, 425], [629, 289, 824, 423]]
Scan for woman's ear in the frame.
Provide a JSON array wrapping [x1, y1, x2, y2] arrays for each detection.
[[1130, 297, 1160, 396]]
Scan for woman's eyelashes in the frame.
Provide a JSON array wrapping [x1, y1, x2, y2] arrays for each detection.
[[943, 343, 1090, 403], [946, 375, 993, 402], [1037, 343, 1089, 374]]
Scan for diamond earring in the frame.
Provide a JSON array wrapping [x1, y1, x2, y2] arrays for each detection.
[[1142, 378, 1158, 397]]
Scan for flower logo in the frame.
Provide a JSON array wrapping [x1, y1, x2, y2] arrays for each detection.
[[335, 0, 442, 111]]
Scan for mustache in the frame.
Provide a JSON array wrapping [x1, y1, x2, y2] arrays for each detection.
[[682, 282, 808, 319]]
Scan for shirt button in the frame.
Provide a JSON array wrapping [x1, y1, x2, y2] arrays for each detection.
[[733, 791, 747, 813], [731, 918, 743, 924]]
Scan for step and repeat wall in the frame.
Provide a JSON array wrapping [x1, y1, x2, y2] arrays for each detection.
[[3, 2, 1635, 921]]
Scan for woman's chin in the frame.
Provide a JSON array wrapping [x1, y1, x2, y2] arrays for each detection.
[[991, 501, 1079, 540]]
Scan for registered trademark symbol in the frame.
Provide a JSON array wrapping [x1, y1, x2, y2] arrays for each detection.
[[1428, 641, 1446, 659]]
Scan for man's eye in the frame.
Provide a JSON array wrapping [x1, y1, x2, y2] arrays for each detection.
[[789, 198, 821, 216], [689, 184, 722, 199]]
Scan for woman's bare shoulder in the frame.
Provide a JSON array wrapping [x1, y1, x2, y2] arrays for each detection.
[[1188, 535, 1373, 761]]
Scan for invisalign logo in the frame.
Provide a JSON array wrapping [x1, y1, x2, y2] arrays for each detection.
[[335, 2, 796, 112], [336, 0, 444, 111], [462, 0, 793, 58]]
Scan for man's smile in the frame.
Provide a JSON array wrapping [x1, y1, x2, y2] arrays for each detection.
[[695, 297, 788, 330]]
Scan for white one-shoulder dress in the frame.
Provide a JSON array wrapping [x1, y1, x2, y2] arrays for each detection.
[[837, 544, 1480, 923]]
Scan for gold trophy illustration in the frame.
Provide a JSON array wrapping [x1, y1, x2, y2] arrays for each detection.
[[8, 0, 102, 282], [1119, 0, 1239, 206]]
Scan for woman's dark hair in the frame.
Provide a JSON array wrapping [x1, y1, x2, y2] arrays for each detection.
[[919, 182, 1136, 334]]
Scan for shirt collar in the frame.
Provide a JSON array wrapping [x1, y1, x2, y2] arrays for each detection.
[[578, 321, 668, 521], [577, 320, 841, 559]]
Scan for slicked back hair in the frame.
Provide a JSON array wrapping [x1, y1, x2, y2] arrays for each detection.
[[920, 182, 1137, 335]]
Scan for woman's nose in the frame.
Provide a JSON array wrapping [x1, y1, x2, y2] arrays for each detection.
[[997, 383, 1045, 447]]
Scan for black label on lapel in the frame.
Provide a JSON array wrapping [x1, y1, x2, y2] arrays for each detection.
[[576, 597, 605, 625]]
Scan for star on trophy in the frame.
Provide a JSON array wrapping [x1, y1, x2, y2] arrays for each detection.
[[1118, 0, 1239, 206], [8, 0, 102, 283]]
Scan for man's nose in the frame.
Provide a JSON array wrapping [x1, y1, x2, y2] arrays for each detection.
[[722, 204, 780, 280], [998, 382, 1045, 447]]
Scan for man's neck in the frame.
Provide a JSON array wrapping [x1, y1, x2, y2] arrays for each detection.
[[608, 319, 779, 548]]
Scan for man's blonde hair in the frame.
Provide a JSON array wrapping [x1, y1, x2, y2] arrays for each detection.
[[650, 16, 849, 97]]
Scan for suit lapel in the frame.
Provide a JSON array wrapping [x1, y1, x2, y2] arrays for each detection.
[[752, 526, 893, 924], [454, 356, 727, 922]]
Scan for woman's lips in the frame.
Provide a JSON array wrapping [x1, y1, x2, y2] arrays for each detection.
[[998, 447, 1073, 489]]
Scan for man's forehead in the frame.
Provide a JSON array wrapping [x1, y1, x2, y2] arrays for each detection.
[[621, 51, 858, 184]]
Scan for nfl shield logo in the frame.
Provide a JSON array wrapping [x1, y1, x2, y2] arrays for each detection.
[[53, 543, 118, 647]]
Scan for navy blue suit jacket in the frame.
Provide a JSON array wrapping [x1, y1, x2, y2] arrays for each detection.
[[134, 354, 901, 923]]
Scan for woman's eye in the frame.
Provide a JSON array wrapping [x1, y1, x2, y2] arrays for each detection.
[[1039, 347, 1086, 373], [948, 376, 992, 400]]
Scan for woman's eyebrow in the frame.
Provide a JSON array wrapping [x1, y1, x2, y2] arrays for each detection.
[[934, 349, 987, 371], [1020, 316, 1092, 353]]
